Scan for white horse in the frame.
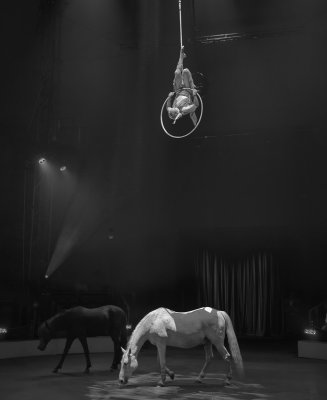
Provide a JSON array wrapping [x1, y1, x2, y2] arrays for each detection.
[[119, 307, 243, 386]]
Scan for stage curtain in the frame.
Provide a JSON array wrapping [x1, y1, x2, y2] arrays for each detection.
[[195, 250, 283, 336]]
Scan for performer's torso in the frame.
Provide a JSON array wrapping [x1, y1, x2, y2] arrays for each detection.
[[173, 89, 192, 108]]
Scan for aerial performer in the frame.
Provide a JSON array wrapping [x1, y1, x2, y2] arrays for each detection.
[[166, 46, 199, 127], [160, 0, 203, 138]]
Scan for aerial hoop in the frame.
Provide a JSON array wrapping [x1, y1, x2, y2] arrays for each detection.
[[160, 92, 203, 139]]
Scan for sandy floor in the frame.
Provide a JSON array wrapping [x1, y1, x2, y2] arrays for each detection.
[[1, 340, 327, 399]]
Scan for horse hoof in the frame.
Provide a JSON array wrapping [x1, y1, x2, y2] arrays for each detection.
[[170, 372, 175, 381], [156, 382, 165, 387], [195, 379, 202, 384], [84, 369, 90, 374], [52, 369, 59, 373]]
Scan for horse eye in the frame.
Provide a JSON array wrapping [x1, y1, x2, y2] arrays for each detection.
[[124, 361, 128, 366]]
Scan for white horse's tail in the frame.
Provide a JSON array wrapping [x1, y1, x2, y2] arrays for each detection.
[[221, 311, 244, 377]]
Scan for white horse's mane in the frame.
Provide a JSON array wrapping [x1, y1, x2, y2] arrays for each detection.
[[127, 311, 154, 349], [127, 308, 173, 352]]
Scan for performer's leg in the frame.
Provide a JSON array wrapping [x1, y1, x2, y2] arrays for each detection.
[[182, 68, 195, 89], [173, 48, 186, 92]]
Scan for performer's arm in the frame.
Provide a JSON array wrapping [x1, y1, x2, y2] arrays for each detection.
[[193, 94, 199, 108], [173, 112, 183, 124], [182, 102, 198, 126], [181, 103, 197, 115], [189, 112, 198, 126], [166, 92, 175, 110]]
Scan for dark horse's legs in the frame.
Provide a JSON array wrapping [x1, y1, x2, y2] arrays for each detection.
[[53, 337, 74, 373], [110, 336, 122, 371], [109, 311, 128, 371], [79, 336, 92, 373]]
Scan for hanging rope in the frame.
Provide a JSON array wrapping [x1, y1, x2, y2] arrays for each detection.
[[178, 0, 183, 50]]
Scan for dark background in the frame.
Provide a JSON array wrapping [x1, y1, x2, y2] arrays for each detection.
[[1, 0, 327, 331]]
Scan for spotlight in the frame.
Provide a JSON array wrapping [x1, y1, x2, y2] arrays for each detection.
[[304, 322, 321, 341], [38, 158, 46, 164], [60, 166, 67, 172], [0, 327, 8, 340], [45, 275, 49, 279], [304, 328, 317, 336]]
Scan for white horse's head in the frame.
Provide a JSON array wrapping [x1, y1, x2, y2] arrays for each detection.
[[119, 347, 138, 384]]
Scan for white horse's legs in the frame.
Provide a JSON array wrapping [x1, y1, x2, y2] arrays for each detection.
[[214, 341, 232, 384], [155, 347, 175, 383], [165, 366, 175, 381], [196, 341, 214, 383], [156, 341, 169, 386]]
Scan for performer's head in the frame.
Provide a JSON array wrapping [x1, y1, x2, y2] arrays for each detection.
[[168, 107, 180, 120]]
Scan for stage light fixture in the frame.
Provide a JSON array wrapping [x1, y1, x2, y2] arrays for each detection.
[[304, 328, 317, 336], [38, 158, 46, 164], [45, 275, 49, 279], [60, 166, 67, 172], [0, 327, 8, 340], [303, 323, 322, 341]]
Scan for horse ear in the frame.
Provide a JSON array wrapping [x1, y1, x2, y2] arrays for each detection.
[[121, 347, 126, 353]]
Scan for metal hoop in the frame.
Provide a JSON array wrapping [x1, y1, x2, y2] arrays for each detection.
[[160, 93, 203, 139]]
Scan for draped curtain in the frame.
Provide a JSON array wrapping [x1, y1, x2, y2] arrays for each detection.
[[195, 250, 283, 337]]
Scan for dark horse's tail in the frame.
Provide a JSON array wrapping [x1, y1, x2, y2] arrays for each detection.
[[108, 306, 128, 349]]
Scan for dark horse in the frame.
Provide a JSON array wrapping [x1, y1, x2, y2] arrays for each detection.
[[37, 305, 127, 373]]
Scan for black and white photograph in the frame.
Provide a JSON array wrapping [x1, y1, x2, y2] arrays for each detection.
[[1, 1, 327, 399]]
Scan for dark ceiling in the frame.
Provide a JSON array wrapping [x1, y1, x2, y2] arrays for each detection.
[[1, 0, 327, 300]]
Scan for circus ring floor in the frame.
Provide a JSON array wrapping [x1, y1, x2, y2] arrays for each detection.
[[1, 339, 327, 400]]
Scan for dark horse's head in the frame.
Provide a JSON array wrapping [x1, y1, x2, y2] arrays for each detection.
[[37, 321, 52, 351]]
